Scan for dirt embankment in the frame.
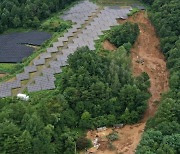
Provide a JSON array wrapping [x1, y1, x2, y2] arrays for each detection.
[[0, 73, 6, 78], [87, 11, 169, 154], [103, 40, 117, 51], [120, 11, 169, 120]]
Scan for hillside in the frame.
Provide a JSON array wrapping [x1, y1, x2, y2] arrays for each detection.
[[86, 10, 169, 154], [136, 0, 180, 153], [0, 0, 179, 153]]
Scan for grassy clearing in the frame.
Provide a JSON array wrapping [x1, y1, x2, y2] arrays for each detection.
[[0, 63, 21, 74], [128, 8, 140, 16]]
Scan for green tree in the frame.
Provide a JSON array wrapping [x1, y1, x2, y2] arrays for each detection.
[[32, 17, 40, 28], [16, 131, 33, 154], [79, 111, 92, 129], [0, 121, 21, 153], [76, 137, 92, 150]]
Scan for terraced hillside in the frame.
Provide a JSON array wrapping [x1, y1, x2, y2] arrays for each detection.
[[0, 0, 179, 154], [0, 0, 135, 98]]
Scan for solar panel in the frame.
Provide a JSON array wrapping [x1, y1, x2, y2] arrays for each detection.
[[61, 0, 98, 24], [27, 83, 42, 92], [24, 66, 37, 73], [9, 80, 21, 89], [42, 68, 55, 76], [47, 47, 58, 53], [0, 2, 135, 97], [39, 53, 52, 59], [33, 58, 45, 66], [0, 87, 11, 97], [41, 80, 55, 90], [16, 72, 29, 81], [0, 31, 51, 63]]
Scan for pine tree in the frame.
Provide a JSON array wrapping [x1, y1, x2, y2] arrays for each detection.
[[13, 15, 21, 27]]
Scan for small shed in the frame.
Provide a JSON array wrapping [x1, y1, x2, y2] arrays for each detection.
[[113, 124, 124, 128], [97, 127, 107, 132]]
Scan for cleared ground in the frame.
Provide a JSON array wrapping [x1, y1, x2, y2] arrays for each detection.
[[120, 11, 169, 120], [87, 11, 169, 154], [103, 40, 117, 51], [0, 74, 6, 78]]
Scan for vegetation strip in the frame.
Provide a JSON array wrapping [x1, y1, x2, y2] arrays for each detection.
[[137, 0, 180, 153]]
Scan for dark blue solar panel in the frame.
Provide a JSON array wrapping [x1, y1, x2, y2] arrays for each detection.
[[0, 31, 52, 63]]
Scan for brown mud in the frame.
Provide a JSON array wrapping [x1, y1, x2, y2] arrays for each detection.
[[103, 40, 117, 51], [0, 73, 6, 78], [87, 11, 169, 154]]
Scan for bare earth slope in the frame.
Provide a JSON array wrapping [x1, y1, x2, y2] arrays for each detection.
[[120, 11, 169, 121], [88, 11, 169, 154]]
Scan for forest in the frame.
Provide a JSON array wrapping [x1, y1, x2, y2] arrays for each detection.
[[137, 0, 180, 153], [0, 0, 76, 33], [0, 22, 151, 153], [0, 0, 180, 153]]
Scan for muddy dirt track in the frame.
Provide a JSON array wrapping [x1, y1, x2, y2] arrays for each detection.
[[88, 11, 169, 154]]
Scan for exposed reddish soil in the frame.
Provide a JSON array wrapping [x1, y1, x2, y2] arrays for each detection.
[[119, 11, 169, 120], [87, 11, 169, 154], [103, 40, 117, 51]]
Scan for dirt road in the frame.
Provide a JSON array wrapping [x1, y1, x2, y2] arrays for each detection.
[[88, 11, 169, 154]]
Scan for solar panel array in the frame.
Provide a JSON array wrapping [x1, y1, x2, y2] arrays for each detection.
[[62, 1, 98, 24], [0, 31, 52, 62], [62, 6, 132, 51], [0, 0, 145, 98], [131, 4, 146, 10]]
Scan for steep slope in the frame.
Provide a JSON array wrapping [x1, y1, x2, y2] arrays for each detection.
[[115, 10, 169, 154], [87, 11, 169, 154]]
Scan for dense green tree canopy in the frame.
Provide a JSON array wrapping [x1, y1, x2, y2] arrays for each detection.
[[0, 0, 76, 33], [57, 46, 150, 128], [0, 45, 150, 153], [137, 0, 180, 153], [0, 13, 151, 153], [0, 42, 150, 154], [106, 22, 139, 48]]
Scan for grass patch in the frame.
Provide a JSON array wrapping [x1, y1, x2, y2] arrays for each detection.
[[128, 8, 140, 16], [2, 28, 34, 35], [41, 16, 70, 32], [0, 63, 21, 74]]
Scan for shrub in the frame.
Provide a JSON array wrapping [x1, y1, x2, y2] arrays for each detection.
[[106, 22, 139, 48], [76, 137, 92, 150], [107, 132, 119, 141], [128, 8, 140, 16]]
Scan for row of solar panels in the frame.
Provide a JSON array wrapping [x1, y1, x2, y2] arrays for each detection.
[[0, 0, 146, 97], [0, 31, 51, 63]]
